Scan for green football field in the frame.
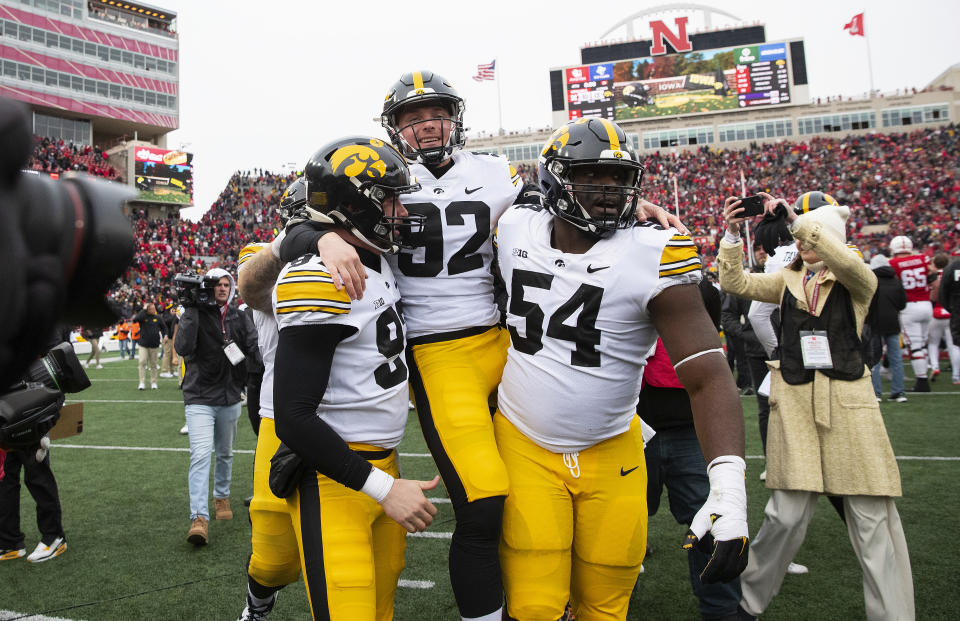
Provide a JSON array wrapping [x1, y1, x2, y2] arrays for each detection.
[[1, 355, 957, 620]]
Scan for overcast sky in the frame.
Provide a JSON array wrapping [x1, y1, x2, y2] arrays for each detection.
[[158, 0, 960, 219]]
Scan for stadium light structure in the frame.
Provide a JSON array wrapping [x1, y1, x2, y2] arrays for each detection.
[[598, 4, 743, 42]]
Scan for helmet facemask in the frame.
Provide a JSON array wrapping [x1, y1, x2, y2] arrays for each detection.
[[306, 179, 423, 255], [383, 97, 465, 165], [546, 159, 644, 239]]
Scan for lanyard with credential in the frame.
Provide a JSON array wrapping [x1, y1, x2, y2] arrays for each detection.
[[803, 269, 827, 316]]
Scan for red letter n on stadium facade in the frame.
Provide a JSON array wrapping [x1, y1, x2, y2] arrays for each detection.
[[649, 17, 693, 55]]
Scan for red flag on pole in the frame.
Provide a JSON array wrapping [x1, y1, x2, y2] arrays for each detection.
[[843, 13, 864, 36]]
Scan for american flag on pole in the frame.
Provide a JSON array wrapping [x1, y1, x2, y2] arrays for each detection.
[[473, 60, 496, 82]]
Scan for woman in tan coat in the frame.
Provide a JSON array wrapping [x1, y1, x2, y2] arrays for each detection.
[[718, 192, 913, 621]]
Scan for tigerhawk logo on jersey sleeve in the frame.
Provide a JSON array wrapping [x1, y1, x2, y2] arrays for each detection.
[[659, 234, 702, 277], [275, 265, 351, 316]]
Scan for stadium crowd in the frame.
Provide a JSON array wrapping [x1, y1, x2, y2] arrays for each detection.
[[22, 124, 958, 315], [26, 136, 119, 179]]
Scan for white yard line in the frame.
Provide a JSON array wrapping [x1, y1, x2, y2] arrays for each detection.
[[50, 444, 960, 461]]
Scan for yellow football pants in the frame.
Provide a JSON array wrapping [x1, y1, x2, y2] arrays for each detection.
[[246, 417, 301, 589], [288, 447, 406, 621], [408, 326, 511, 505], [495, 412, 648, 621]]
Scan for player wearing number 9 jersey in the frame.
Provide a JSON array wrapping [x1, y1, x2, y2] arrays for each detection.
[[493, 118, 748, 621], [889, 235, 934, 391], [271, 137, 440, 621]]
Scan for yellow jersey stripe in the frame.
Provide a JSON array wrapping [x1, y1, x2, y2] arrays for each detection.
[[847, 244, 863, 259], [282, 269, 332, 279], [660, 263, 702, 277], [276, 305, 350, 315], [413, 71, 424, 91], [238, 243, 268, 265], [599, 118, 620, 150], [660, 245, 699, 265], [276, 281, 350, 305]]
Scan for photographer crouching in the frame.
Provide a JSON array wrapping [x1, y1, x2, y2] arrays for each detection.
[[174, 269, 259, 546]]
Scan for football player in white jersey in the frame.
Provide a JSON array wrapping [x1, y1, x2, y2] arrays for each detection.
[[234, 179, 309, 621], [254, 138, 439, 621], [493, 118, 748, 620], [277, 72, 684, 621]]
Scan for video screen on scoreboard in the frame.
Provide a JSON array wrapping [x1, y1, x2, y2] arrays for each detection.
[[565, 42, 792, 121], [133, 146, 194, 205]]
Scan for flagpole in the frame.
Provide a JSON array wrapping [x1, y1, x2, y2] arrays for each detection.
[[741, 170, 753, 269], [863, 12, 875, 95], [495, 58, 503, 135], [673, 176, 679, 219]]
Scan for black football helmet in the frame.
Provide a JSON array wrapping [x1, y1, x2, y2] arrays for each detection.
[[793, 191, 838, 215], [538, 117, 644, 238], [277, 176, 307, 224], [381, 70, 466, 164], [302, 137, 423, 254]]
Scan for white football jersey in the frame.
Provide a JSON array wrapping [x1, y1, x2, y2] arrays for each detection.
[[238, 243, 279, 420], [388, 150, 523, 339], [272, 252, 408, 449], [495, 205, 702, 453]]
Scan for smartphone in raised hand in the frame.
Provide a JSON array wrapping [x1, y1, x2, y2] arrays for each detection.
[[737, 195, 765, 217]]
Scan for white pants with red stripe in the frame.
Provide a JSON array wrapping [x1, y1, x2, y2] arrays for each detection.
[[899, 301, 932, 377], [928, 317, 960, 381]]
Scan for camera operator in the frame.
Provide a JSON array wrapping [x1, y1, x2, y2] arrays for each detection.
[[0, 334, 91, 563], [133, 302, 166, 390], [174, 268, 259, 546]]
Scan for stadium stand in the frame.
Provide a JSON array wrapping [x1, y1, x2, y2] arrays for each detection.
[[23, 124, 958, 318]]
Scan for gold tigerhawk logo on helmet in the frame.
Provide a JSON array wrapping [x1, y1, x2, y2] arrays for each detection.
[[330, 144, 387, 179], [542, 126, 570, 157]]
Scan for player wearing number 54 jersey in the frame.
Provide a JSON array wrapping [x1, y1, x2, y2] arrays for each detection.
[[889, 235, 934, 391], [270, 137, 439, 621], [493, 118, 748, 621]]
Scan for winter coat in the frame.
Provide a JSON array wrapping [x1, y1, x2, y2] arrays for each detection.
[[718, 216, 901, 497]]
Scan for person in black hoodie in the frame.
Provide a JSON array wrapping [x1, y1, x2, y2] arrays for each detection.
[[939, 257, 960, 344], [868, 254, 908, 401], [133, 302, 166, 390]]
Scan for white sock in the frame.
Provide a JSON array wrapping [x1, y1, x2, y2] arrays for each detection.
[[463, 607, 503, 621]]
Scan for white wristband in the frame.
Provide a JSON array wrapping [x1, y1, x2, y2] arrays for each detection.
[[270, 229, 287, 259], [723, 230, 741, 244], [706, 455, 747, 486], [360, 466, 395, 503]]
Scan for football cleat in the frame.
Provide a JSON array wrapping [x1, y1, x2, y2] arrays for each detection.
[[237, 592, 278, 621]]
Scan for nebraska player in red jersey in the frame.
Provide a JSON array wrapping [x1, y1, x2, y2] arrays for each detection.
[[889, 235, 935, 391]]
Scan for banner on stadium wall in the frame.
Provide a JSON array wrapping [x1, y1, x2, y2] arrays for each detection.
[[131, 146, 194, 205]]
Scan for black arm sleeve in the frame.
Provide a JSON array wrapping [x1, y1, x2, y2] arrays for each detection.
[[273, 323, 374, 491], [513, 182, 543, 206], [278, 221, 331, 263]]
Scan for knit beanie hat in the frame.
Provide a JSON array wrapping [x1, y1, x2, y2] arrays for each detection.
[[796, 204, 849, 244], [869, 254, 890, 269]]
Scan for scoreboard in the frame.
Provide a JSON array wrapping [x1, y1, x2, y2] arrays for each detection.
[[733, 43, 790, 107], [557, 39, 804, 123]]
